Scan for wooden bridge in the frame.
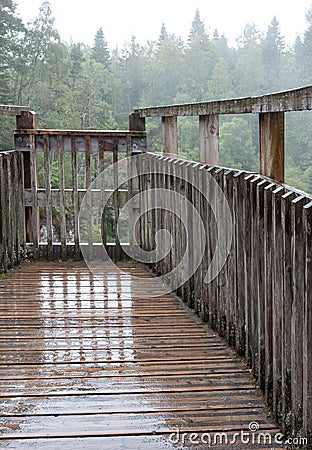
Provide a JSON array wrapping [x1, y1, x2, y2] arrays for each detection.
[[0, 86, 311, 448]]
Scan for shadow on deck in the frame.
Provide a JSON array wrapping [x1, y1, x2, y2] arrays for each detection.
[[0, 261, 286, 449]]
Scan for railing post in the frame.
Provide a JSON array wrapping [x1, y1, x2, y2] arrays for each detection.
[[128, 112, 146, 254], [15, 111, 38, 247], [199, 114, 219, 165], [259, 112, 285, 183], [162, 116, 178, 156], [129, 112, 145, 132], [16, 110, 36, 130]]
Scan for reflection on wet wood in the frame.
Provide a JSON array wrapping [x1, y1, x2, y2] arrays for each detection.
[[0, 262, 284, 449]]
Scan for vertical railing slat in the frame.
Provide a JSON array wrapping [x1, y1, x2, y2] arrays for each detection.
[[281, 190, 294, 432], [263, 182, 275, 408], [12, 152, 19, 264], [99, 136, 107, 249], [30, 135, 39, 259], [291, 195, 306, 434], [233, 171, 245, 353], [44, 135, 53, 259], [1, 155, 8, 271], [255, 179, 268, 392], [58, 135, 67, 261], [16, 152, 22, 262], [71, 135, 80, 260], [85, 135, 93, 260], [6, 154, 13, 266], [113, 139, 121, 261], [303, 202, 312, 438]]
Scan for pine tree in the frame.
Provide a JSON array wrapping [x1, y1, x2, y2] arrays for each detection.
[[188, 9, 209, 48], [184, 9, 212, 100], [234, 23, 264, 96], [92, 27, 110, 67], [158, 23, 168, 47], [70, 43, 85, 89], [261, 16, 285, 90]]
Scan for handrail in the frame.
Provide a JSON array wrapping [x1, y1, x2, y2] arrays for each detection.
[[0, 105, 30, 116], [134, 85, 312, 116], [130, 85, 312, 185]]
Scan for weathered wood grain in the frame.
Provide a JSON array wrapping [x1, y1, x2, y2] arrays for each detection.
[[199, 114, 219, 165], [135, 85, 312, 117], [57, 135, 67, 260], [16, 129, 147, 260], [139, 153, 312, 442], [0, 262, 282, 447], [0, 152, 26, 272], [259, 112, 285, 183], [303, 201, 312, 438], [162, 116, 178, 155]]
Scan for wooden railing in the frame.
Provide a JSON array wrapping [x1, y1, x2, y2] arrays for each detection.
[[128, 86, 312, 440], [0, 87, 311, 439], [13, 112, 146, 260], [132, 85, 312, 183], [138, 152, 312, 440]]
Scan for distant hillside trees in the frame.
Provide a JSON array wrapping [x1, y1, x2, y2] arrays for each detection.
[[1, 1, 312, 192]]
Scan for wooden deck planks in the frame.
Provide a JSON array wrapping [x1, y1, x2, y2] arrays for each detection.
[[0, 262, 285, 449]]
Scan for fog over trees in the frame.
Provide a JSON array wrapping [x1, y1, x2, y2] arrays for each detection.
[[1, 0, 312, 191]]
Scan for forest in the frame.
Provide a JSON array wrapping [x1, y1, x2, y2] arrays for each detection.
[[1, 0, 312, 192]]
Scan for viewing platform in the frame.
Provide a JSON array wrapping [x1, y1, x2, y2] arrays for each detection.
[[0, 86, 311, 447]]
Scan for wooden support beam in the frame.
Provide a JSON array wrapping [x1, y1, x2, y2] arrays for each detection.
[[259, 112, 285, 183], [199, 114, 219, 165], [15, 110, 37, 244], [162, 116, 178, 156]]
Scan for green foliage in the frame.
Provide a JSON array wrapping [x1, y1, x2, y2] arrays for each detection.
[[178, 117, 199, 161], [219, 117, 258, 171], [0, 116, 15, 150], [0, 0, 24, 102], [16, 0, 60, 105], [206, 58, 234, 100], [0, 2, 312, 192]]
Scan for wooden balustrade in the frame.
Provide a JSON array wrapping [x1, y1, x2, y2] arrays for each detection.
[[0, 88, 311, 440], [14, 113, 146, 260], [138, 152, 312, 440]]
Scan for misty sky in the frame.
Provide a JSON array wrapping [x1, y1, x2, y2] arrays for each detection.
[[15, 0, 312, 49]]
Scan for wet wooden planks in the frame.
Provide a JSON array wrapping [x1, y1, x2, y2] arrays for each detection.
[[0, 262, 285, 449]]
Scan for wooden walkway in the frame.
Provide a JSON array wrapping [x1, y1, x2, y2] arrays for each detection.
[[0, 262, 285, 449]]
